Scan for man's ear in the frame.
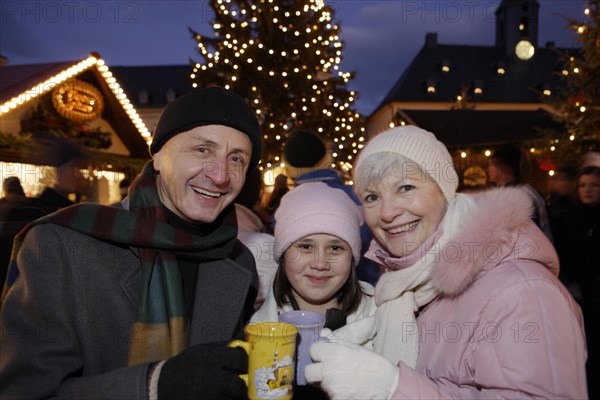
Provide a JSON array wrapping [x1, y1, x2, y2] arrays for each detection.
[[152, 151, 161, 172]]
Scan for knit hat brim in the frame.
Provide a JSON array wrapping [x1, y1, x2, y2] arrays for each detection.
[[490, 145, 522, 177], [273, 182, 362, 263], [284, 152, 333, 179]]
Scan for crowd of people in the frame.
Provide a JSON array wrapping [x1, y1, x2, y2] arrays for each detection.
[[0, 86, 596, 399], [0, 140, 87, 288]]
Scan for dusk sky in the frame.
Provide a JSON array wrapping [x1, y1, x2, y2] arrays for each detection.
[[0, 0, 586, 115]]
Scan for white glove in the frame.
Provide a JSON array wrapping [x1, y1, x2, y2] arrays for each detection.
[[318, 327, 351, 345], [305, 342, 399, 400], [320, 316, 376, 348]]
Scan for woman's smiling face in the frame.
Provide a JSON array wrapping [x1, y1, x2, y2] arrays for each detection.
[[360, 167, 446, 258]]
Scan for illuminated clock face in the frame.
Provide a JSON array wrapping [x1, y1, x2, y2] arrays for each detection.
[[515, 40, 535, 60]]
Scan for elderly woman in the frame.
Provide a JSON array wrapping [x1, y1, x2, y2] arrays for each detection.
[[305, 126, 587, 399]]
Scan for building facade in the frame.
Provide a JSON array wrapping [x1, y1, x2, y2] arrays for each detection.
[[367, 0, 578, 190], [0, 53, 150, 204]]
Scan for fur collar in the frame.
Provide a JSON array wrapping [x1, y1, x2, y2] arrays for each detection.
[[430, 187, 544, 296]]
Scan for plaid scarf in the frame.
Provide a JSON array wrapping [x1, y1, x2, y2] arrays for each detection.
[[1, 162, 238, 365]]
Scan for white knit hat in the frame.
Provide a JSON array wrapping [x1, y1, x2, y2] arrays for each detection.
[[353, 125, 459, 202], [273, 182, 363, 263]]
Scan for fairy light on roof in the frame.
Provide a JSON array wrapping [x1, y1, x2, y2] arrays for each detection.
[[0, 54, 150, 141]]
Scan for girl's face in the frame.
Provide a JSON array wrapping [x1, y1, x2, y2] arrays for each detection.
[[361, 168, 446, 258], [284, 234, 353, 314], [578, 173, 600, 206]]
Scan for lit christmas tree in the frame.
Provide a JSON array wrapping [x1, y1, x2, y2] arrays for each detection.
[[189, 0, 366, 175], [542, 0, 600, 165]]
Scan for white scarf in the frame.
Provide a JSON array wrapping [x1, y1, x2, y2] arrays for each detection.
[[369, 194, 474, 367]]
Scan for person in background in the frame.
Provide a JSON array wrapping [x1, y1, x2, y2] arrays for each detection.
[[305, 126, 586, 399], [235, 168, 278, 310], [582, 151, 600, 169], [264, 173, 289, 232], [252, 182, 376, 399], [1, 176, 27, 200], [0, 140, 87, 288], [283, 128, 381, 286], [33, 139, 86, 214], [554, 165, 600, 398], [548, 165, 577, 235], [0, 177, 45, 287], [0, 87, 262, 399], [486, 144, 553, 241], [118, 178, 131, 200]]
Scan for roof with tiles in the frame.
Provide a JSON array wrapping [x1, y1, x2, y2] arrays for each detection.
[[110, 65, 193, 107]]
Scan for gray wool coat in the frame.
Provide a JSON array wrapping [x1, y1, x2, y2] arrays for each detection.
[[0, 222, 258, 399]]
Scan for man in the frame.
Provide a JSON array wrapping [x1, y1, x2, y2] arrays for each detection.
[[487, 144, 553, 241], [0, 87, 262, 399], [0, 177, 46, 287], [33, 139, 86, 213], [0, 142, 86, 287], [547, 165, 577, 235], [283, 129, 381, 285]]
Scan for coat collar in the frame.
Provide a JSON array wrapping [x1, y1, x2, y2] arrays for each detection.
[[121, 255, 254, 343], [189, 257, 254, 343]]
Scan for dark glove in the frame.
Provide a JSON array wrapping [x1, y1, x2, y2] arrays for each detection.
[[157, 342, 247, 399]]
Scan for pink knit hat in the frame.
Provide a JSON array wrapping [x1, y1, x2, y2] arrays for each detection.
[[273, 182, 363, 263]]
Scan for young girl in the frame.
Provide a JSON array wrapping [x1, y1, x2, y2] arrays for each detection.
[[251, 182, 376, 348], [555, 166, 600, 396]]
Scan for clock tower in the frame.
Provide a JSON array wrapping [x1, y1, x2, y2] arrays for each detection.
[[495, 0, 539, 61]]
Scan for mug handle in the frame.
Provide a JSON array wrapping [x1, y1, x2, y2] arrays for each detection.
[[228, 340, 249, 386]]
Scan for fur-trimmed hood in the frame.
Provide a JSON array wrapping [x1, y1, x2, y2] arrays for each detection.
[[431, 187, 559, 296]]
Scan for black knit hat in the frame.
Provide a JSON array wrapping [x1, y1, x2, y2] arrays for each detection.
[[283, 129, 326, 167], [491, 145, 522, 178], [283, 129, 333, 178], [150, 87, 262, 170]]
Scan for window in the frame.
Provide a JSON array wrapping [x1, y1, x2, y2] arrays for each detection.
[[166, 89, 176, 103], [139, 89, 149, 104]]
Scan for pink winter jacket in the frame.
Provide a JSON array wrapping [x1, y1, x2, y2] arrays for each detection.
[[391, 188, 587, 399]]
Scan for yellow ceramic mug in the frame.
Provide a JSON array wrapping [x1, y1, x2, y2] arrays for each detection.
[[229, 322, 298, 400]]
